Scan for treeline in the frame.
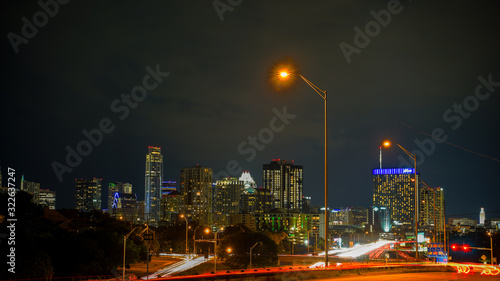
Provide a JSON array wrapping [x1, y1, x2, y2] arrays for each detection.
[[0, 191, 147, 279]]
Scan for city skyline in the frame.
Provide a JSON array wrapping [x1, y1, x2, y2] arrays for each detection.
[[1, 1, 499, 222]]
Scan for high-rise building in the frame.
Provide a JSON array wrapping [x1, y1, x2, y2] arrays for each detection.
[[180, 165, 213, 225], [240, 187, 274, 214], [112, 192, 138, 222], [160, 189, 181, 226], [215, 177, 244, 217], [39, 189, 56, 209], [263, 159, 303, 211], [162, 180, 177, 195], [480, 207, 486, 225], [20, 175, 40, 203], [144, 146, 163, 225], [419, 186, 444, 230], [75, 178, 102, 212], [373, 168, 417, 230], [239, 171, 257, 188], [108, 182, 132, 210]]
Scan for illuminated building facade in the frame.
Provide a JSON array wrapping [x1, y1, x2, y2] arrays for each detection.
[[144, 146, 163, 225], [21, 175, 40, 203], [108, 182, 132, 211], [39, 189, 56, 210], [419, 186, 444, 230], [239, 171, 257, 188], [373, 168, 417, 230], [75, 178, 102, 212], [240, 187, 274, 214], [263, 159, 303, 211], [160, 190, 181, 226], [162, 180, 177, 195], [112, 192, 138, 222], [215, 177, 244, 225], [180, 165, 213, 225]]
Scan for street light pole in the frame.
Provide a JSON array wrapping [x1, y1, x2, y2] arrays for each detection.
[[297, 74, 329, 267], [123, 226, 141, 281], [488, 232, 493, 266], [180, 214, 188, 255], [276, 70, 329, 266], [193, 225, 200, 255], [249, 242, 260, 269], [214, 228, 224, 273]]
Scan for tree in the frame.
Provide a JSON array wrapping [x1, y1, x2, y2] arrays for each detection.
[[217, 230, 278, 269]]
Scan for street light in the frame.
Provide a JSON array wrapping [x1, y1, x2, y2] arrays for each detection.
[[122, 226, 141, 281], [382, 140, 419, 260], [277, 69, 329, 266], [206, 227, 224, 273], [249, 241, 260, 269], [180, 214, 189, 255], [193, 225, 200, 255], [488, 232, 494, 266]]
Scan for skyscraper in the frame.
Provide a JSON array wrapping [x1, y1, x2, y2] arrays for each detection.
[[75, 178, 102, 212], [419, 186, 444, 230], [240, 187, 274, 214], [180, 165, 213, 225], [239, 171, 257, 188], [39, 189, 56, 210], [215, 177, 244, 215], [144, 146, 163, 225], [108, 182, 132, 210], [373, 168, 417, 230], [263, 159, 303, 211], [20, 175, 40, 203], [480, 207, 486, 225]]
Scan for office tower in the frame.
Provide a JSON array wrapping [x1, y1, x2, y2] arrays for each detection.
[[239, 171, 257, 188], [263, 159, 303, 211], [373, 168, 417, 230], [137, 200, 145, 222], [162, 180, 177, 196], [111, 192, 138, 222], [302, 196, 312, 213], [180, 165, 213, 225], [215, 177, 244, 215], [108, 182, 132, 210], [480, 207, 486, 225], [75, 178, 102, 212], [39, 189, 56, 209], [351, 207, 369, 226], [160, 189, 181, 226], [240, 187, 274, 214], [144, 146, 163, 224], [20, 175, 40, 203], [419, 186, 444, 230]]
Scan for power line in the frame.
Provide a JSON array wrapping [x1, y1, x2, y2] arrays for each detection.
[[398, 121, 500, 163]]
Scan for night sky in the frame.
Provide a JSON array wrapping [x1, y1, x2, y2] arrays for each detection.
[[1, 1, 499, 220]]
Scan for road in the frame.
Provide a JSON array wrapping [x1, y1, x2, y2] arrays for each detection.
[[311, 272, 500, 281]]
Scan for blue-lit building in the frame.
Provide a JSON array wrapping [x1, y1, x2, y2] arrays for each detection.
[[373, 168, 418, 231]]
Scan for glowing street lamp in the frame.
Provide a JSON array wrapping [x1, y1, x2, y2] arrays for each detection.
[[382, 140, 419, 260], [276, 67, 329, 266], [180, 214, 189, 255]]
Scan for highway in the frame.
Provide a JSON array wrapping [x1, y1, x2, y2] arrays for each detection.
[[311, 271, 500, 281]]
